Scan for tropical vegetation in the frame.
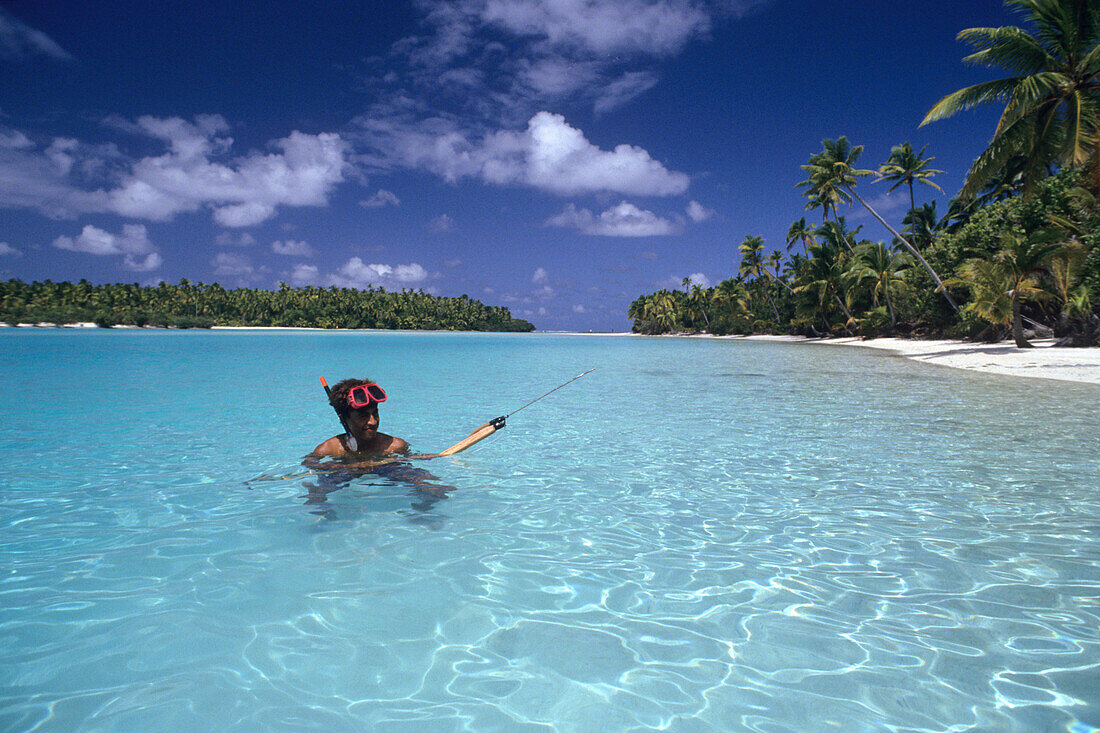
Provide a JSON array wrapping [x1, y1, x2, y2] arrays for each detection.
[[629, 0, 1100, 348], [0, 279, 535, 332]]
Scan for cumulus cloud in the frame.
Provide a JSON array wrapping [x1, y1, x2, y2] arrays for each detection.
[[364, 111, 687, 197], [547, 201, 678, 236], [0, 116, 348, 226], [572, 304, 587, 313], [109, 117, 347, 225], [212, 252, 255, 277], [532, 267, 548, 284], [290, 258, 430, 290], [0, 8, 73, 61], [686, 200, 715, 222], [52, 224, 162, 271], [0, 242, 22, 256], [271, 239, 314, 256], [663, 272, 710, 290], [359, 189, 401, 208]]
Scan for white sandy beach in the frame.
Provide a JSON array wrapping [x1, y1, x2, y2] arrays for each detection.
[[735, 334, 1100, 386]]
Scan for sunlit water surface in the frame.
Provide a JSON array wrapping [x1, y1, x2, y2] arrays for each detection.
[[1, 329, 1099, 732]]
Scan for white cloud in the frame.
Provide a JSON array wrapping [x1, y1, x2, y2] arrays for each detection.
[[52, 224, 163, 271], [108, 118, 347, 225], [480, 0, 712, 56], [271, 239, 314, 256], [686, 200, 715, 223], [362, 111, 688, 197], [546, 201, 678, 236], [572, 304, 586, 313], [532, 267, 548, 284], [0, 116, 348, 226], [214, 231, 256, 247], [663, 272, 710, 290], [213, 202, 275, 227], [0, 241, 22, 256], [427, 213, 455, 232], [360, 189, 400, 208], [212, 252, 255, 277], [593, 71, 660, 114], [287, 264, 320, 286], [297, 258, 431, 290], [0, 129, 33, 149], [0, 9, 73, 61]]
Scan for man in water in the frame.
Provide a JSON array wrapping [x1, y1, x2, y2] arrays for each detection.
[[303, 377, 453, 511], [309, 377, 409, 459]]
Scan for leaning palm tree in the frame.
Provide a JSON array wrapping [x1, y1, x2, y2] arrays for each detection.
[[921, 0, 1100, 198], [799, 137, 961, 312], [876, 142, 944, 212]]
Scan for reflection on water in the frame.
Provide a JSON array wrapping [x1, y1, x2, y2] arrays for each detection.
[[1, 330, 1098, 732], [300, 460, 457, 520]]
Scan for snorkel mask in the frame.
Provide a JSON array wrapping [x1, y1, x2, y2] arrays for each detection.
[[347, 382, 387, 409]]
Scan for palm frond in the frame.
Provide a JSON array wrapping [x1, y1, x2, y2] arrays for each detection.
[[921, 79, 1021, 124], [958, 26, 1053, 73]]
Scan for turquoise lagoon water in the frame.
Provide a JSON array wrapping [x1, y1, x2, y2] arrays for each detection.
[[1, 329, 1099, 732]]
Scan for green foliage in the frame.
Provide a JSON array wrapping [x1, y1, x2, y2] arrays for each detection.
[[0, 280, 535, 332]]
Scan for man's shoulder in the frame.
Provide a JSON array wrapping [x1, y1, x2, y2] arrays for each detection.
[[311, 435, 347, 458], [385, 435, 409, 453]]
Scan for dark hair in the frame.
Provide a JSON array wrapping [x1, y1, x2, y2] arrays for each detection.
[[328, 377, 377, 419]]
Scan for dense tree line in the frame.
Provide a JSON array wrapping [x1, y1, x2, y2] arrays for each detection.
[[0, 279, 535, 332], [631, 0, 1100, 348]]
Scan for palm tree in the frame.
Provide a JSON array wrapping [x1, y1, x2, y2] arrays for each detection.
[[951, 228, 1067, 346], [786, 217, 816, 253], [876, 142, 944, 212], [799, 137, 961, 312], [814, 217, 862, 253], [921, 0, 1100, 198], [795, 239, 856, 331], [848, 242, 914, 328], [738, 235, 781, 322], [901, 202, 944, 250], [797, 137, 863, 221]]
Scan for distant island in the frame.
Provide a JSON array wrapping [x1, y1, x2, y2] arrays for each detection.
[[629, 4, 1100, 350], [0, 279, 535, 332]]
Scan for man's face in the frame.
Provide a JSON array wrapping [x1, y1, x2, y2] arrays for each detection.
[[346, 405, 379, 439]]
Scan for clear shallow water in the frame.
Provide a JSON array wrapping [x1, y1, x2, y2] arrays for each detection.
[[1, 329, 1099, 732]]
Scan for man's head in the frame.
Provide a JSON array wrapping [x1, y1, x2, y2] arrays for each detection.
[[329, 378, 388, 442], [328, 378, 387, 420]]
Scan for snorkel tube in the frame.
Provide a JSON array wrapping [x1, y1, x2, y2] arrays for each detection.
[[319, 377, 358, 452]]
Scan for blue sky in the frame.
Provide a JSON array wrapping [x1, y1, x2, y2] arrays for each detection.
[[1, 0, 1013, 331]]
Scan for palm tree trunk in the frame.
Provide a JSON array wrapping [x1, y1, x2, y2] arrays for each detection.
[[885, 287, 896, 328], [846, 186, 960, 313], [1011, 292, 1033, 348]]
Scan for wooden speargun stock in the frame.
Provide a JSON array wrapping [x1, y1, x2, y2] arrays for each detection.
[[436, 368, 595, 457]]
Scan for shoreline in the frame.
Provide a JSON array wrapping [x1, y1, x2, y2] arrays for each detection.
[[5, 323, 1097, 385], [727, 334, 1100, 386]]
